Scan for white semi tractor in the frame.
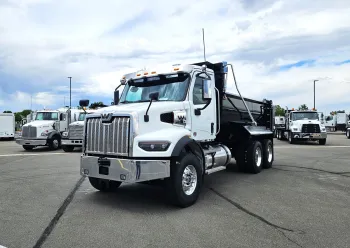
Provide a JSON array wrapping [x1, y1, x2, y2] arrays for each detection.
[[61, 109, 97, 152], [0, 113, 15, 140], [79, 61, 275, 207], [16, 108, 81, 150], [275, 109, 327, 145]]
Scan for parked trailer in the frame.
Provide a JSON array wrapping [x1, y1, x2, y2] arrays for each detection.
[[79, 61, 274, 207], [275, 109, 327, 145], [0, 113, 15, 140]]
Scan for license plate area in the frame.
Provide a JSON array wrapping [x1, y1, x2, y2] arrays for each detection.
[[310, 133, 320, 137], [98, 158, 110, 175]]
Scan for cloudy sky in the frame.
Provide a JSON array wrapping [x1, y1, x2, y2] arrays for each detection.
[[0, 0, 350, 115]]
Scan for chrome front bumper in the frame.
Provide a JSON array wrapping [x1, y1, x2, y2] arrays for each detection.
[[80, 155, 170, 183], [15, 139, 47, 146], [62, 139, 83, 146], [292, 132, 327, 140]]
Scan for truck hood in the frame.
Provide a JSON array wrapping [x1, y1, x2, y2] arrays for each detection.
[[291, 120, 322, 128], [88, 101, 187, 136], [23, 120, 55, 128], [69, 121, 84, 127], [90, 102, 185, 117]]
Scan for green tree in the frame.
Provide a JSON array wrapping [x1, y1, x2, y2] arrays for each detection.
[[274, 105, 285, 116], [298, 104, 308, 110], [89, 102, 106, 109], [3, 110, 12, 113]]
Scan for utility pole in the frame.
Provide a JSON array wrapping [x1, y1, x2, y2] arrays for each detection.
[[313, 79, 319, 109], [68, 77, 72, 109]]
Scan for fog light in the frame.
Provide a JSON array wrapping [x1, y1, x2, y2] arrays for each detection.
[[82, 169, 89, 175], [120, 174, 126, 180]]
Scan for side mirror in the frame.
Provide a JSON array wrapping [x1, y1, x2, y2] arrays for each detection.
[[202, 79, 212, 100], [149, 92, 159, 101], [79, 99, 89, 107], [114, 90, 120, 105]]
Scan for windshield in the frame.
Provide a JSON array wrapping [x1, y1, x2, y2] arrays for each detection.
[[35, 112, 58, 121], [120, 73, 190, 103], [292, 112, 319, 121], [78, 113, 86, 121]]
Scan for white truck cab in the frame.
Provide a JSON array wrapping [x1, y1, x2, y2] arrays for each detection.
[[276, 109, 327, 145], [16, 108, 80, 150], [79, 61, 275, 207], [61, 109, 97, 152]]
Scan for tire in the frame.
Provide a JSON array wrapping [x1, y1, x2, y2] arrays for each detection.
[[62, 145, 74, 152], [48, 135, 60, 150], [23, 145, 34, 151], [319, 139, 326, 145], [167, 153, 203, 208], [88, 177, 122, 192], [246, 141, 263, 174], [277, 130, 281, 140], [288, 132, 295, 144], [346, 130, 350, 139], [262, 139, 274, 169]]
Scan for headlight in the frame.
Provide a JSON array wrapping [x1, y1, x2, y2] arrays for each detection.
[[41, 131, 49, 136], [321, 127, 326, 132], [138, 141, 171, 152], [62, 132, 69, 137]]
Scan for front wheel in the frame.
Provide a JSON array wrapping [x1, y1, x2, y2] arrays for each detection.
[[88, 177, 122, 192], [288, 132, 295, 144], [48, 136, 60, 150], [346, 130, 350, 139], [167, 153, 203, 208], [62, 145, 74, 152]]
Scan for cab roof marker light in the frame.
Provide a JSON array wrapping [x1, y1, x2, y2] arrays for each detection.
[[144, 72, 148, 75], [151, 71, 157, 74], [173, 67, 180, 71], [136, 73, 141, 76]]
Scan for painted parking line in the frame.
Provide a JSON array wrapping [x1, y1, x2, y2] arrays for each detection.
[[275, 146, 350, 149], [0, 245, 7, 248], [0, 152, 69, 157]]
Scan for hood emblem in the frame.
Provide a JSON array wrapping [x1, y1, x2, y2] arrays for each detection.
[[101, 113, 113, 123]]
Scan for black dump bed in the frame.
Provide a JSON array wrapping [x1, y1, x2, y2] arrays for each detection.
[[192, 61, 274, 143]]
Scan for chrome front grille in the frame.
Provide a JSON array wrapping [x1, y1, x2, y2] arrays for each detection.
[[85, 116, 130, 156], [69, 125, 84, 140], [22, 126, 37, 138]]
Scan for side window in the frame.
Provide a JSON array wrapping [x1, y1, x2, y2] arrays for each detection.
[[193, 77, 209, 105]]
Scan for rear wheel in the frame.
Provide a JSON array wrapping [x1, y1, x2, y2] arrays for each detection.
[[346, 130, 350, 139], [62, 145, 74, 152], [246, 141, 263, 174], [88, 177, 122, 192], [23, 145, 34, 151], [262, 139, 273, 169], [167, 153, 203, 208], [319, 139, 326, 145]]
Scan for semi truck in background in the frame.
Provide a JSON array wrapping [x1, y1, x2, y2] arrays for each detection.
[[273, 116, 285, 137], [16, 108, 81, 150], [325, 112, 349, 132], [79, 61, 275, 208], [0, 113, 15, 140], [275, 108, 327, 145], [61, 109, 97, 152]]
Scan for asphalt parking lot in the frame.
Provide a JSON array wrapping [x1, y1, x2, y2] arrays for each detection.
[[0, 134, 349, 248]]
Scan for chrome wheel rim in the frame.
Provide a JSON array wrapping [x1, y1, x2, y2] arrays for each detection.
[[53, 139, 59, 148], [255, 147, 262, 167], [182, 165, 197, 196], [267, 145, 273, 163]]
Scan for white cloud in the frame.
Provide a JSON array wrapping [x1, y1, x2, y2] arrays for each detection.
[[0, 0, 350, 114]]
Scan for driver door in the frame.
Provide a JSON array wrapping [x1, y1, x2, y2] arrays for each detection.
[[189, 71, 217, 141]]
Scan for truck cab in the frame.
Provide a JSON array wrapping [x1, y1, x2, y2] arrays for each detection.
[[79, 61, 274, 207], [61, 109, 97, 152], [16, 109, 78, 150], [283, 109, 327, 144]]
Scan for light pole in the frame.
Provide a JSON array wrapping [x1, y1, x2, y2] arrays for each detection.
[[68, 77, 72, 109], [313, 79, 319, 109]]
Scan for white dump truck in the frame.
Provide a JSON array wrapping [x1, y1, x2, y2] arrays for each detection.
[[16, 108, 81, 150], [61, 109, 97, 152], [79, 61, 275, 207], [0, 113, 15, 140], [275, 108, 327, 145]]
